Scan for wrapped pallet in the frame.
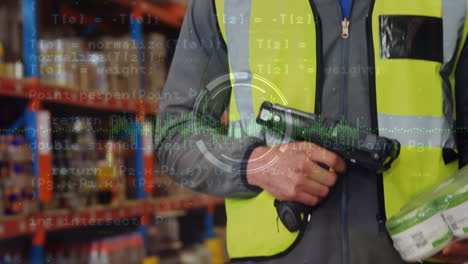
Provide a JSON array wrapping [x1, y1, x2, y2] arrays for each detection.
[[100, 36, 139, 98], [38, 38, 83, 90], [145, 33, 167, 101], [97, 33, 167, 100], [79, 52, 108, 92]]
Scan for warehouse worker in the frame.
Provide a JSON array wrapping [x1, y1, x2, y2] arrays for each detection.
[[156, 0, 468, 263]]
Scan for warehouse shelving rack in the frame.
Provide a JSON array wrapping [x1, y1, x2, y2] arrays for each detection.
[[0, 196, 224, 241], [0, 78, 159, 113], [0, 0, 222, 263]]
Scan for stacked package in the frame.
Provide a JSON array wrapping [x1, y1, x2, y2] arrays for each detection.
[[38, 39, 83, 90], [52, 117, 132, 210], [79, 52, 108, 92], [36, 35, 167, 100], [38, 39, 110, 93], [387, 165, 468, 262], [0, 134, 36, 216], [144, 33, 167, 101], [100, 36, 139, 97]]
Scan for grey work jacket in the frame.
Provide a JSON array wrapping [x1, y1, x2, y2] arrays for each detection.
[[156, 0, 468, 263]]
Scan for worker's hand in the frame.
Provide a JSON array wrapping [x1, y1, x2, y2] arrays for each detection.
[[246, 142, 346, 206], [434, 240, 468, 263]]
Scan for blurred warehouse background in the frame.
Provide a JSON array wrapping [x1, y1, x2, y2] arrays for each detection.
[[0, 0, 228, 263]]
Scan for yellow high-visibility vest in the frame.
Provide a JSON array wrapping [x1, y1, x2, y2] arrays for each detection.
[[214, 0, 468, 259]]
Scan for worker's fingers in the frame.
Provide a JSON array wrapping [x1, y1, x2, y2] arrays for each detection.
[[304, 143, 347, 173], [442, 241, 468, 256], [221, 109, 229, 126], [434, 252, 468, 263], [302, 161, 338, 187], [434, 241, 468, 263], [294, 192, 320, 207], [296, 177, 330, 198]]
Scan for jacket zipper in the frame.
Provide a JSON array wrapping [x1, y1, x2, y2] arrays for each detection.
[[342, 18, 350, 39], [365, 0, 387, 234], [338, 1, 351, 263]]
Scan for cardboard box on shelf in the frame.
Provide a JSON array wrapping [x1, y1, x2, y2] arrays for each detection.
[[34, 33, 167, 98], [38, 39, 83, 90], [100, 36, 139, 98], [0, 0, 22, 62], [79, 53, 108, 93], [145, 33, 167, 101]]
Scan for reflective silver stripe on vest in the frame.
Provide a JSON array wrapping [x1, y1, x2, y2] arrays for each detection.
[[378, 113, 454, 148], [224, 1, 254, 121], [440, 0, 466, 149], [224, 1, 265, 139]]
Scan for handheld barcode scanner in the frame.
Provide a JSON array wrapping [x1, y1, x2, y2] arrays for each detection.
[[256, 102, 401, 232]]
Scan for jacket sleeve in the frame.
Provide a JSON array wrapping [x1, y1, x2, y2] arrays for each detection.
[[455, 39, 468, 168], [155, 0, 263, 198]]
